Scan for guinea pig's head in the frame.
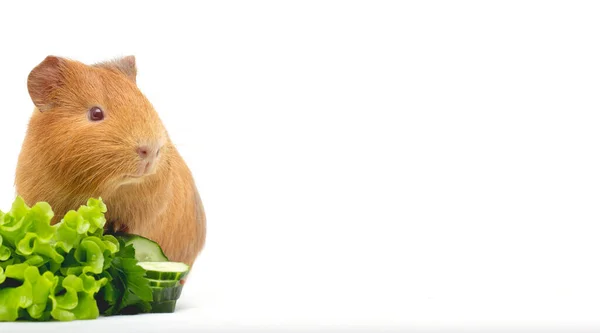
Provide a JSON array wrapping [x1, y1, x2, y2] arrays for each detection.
[[25, 55, 169, 194]]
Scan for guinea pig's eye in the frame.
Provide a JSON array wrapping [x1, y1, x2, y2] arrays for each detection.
[[88, 107, 104, 121]]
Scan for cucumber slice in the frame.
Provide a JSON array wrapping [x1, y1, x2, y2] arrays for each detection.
[[138, 261, 190, 281], [151, 284, 184, 302], [148, 278, 179, 288], [150, 300, 177, 313], [120, 235, 169, 262]]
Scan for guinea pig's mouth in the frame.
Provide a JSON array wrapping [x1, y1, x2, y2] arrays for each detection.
[[124, 174, 144, 179], [119, 160, 159, 185], [123, 171, 156, 180], [122, 168, 158, 182], [119, 174, 144, 184], [118, 174, 149, 187]]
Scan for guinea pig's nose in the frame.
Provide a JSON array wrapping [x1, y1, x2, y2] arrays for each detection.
[[137, 145, 160, 160]]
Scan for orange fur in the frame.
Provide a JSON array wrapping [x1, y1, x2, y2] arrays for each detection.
[[15, 56, 206, 266]]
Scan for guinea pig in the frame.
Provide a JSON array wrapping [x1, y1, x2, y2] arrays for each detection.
[[14, 55, 206, 267]]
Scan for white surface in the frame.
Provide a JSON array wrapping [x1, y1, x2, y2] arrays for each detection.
[[1, 1, 600, 332]]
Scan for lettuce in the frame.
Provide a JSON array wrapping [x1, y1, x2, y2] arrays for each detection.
[[0, 196, 152, 321]]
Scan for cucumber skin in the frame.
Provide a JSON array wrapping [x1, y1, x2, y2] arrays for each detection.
[[148, 278, 179, 288], [113, 233, 169, 262], [151, 284, 184, 303], [143, 269, 189, 281], [150, 300, 177, 313]]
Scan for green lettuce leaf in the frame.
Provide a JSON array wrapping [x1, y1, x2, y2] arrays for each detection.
[[0, 196, 155, 322], [49, 274, 106, 321]]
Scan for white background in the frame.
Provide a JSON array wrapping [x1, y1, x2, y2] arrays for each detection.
[[1, 1, 600, 332]]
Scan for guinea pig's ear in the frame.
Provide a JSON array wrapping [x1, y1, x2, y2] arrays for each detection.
[[93, 56, 137, 83], [27, 56, 66, 112]]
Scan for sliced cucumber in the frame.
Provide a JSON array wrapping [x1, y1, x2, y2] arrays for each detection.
[[138, 261, 190, 281], [120, 235, 169, 262], [150, 300, 177, 313], [151, 284, 183, 302], [148, 278, 179, 288]]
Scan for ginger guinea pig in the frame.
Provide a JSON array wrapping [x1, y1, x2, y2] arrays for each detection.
[[14, 55, 206, 267]]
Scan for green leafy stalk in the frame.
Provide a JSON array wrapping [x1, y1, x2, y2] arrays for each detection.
[[96, 238, 153, 316]]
